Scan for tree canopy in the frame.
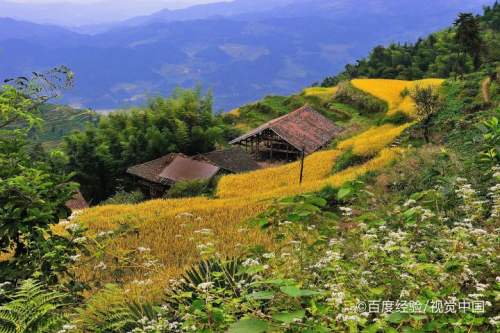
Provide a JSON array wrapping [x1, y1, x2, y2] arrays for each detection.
[[321, 3, 500, 86], [64, 88, 240, 202]]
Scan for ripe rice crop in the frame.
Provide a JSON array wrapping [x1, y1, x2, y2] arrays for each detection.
[[337, 123, 411, 156], [303, 87, 338, 101], [73, 148, 404, 301], [73, 197, 272, 300], [352, 79, 444, 117], [245, 148, 403, 200], [217, 150, 341, 199]]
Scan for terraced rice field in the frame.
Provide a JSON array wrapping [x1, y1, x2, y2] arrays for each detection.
[[352, 78, 444, 117], [71, 79, 437, 300]]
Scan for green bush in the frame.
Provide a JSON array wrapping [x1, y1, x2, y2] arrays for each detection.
[[164, 179, 213, 199], [334, 81, 388, 114], [102, 190, 145, 205], [332, 148, 371, 173], [379, 111, 412, 125], [400, 87, 410, 98]]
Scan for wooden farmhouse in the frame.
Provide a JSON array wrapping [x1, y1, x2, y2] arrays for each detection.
[[230, 106, 343, 161], [127, 148, 259, 198], [193, 147, 261, 173], [127, 153, 219, 197]]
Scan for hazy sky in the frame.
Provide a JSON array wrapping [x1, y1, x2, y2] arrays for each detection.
[[0, 0, 234, 26], [5, 0, 224, 4]]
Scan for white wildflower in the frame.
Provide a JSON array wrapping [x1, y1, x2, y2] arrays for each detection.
[[197, 282, 214, 291], [94, 261, 107, 271]]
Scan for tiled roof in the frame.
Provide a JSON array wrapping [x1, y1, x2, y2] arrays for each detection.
[[229, 106, 343, 154], [126, 153, 184, 184], [158, 156, 220, 184], [195, 147, 260, 173], [65, 190, 89, 211]]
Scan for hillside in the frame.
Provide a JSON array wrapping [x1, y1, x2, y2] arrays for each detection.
[[46, 71, 498, 332], [322, 2, 500, 85], [33, 105, 99, 148], [65, 80, 429, 295]]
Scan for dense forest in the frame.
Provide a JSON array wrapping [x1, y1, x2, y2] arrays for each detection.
[[64, 88, 238, 202]]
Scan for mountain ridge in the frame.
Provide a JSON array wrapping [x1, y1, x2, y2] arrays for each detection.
[[0, 0, 491, 111]]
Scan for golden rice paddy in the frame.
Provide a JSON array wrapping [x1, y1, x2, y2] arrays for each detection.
[[352, 78, 444, 117], [303, 86, 338, 101], [337, 123, 411, 156]]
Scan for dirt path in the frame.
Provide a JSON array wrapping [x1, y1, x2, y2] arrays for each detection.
[[482, 77, 491, 104]]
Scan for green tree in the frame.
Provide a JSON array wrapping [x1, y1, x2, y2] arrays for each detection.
[[411, 85, 441, 143], [64, 88, 234, 202], [0, 68, 85, 287], [454, 13, 483, 71], [321, 5, 499, 85]]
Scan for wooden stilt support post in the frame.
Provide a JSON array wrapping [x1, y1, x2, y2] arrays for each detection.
[[256, 135, 260, 158], [299, 146, 305, 184]]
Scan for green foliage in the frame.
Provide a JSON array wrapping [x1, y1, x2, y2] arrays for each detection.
[[227, 94, 352, 134], [64, 87, 235, 202], [478, 116, 500, 166], [0, 71, 86, 287], [0, 161, 82, 284], [234, 96, 290, 129], [454, 12, 483, 70], [164, 179, 213, 199], [80, 285, 160, 333], [380, 111, 412, 125], [31, 105, 99, 147], [410, 84, 442, 142], [334, 81, 388, 114], [101, 189, 145, 205], [178, 258, 250, 292], [228, 318, 269, 333], [382, 147, 461, 196], [0, 86, 38, 134], [429, 72, 499, 180], [0, 279, 68, 333], [332, 148, 370, 173]]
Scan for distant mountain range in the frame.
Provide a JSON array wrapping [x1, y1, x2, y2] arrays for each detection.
[[0, 0, 230, 27], [0, 0, 490, 111]]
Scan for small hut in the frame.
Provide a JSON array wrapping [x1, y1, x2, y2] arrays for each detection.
[[65, 190, 89, 212], [229, 106, 343, 161], [127, 154, 220, 197], [194, 147, 260, 174]]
